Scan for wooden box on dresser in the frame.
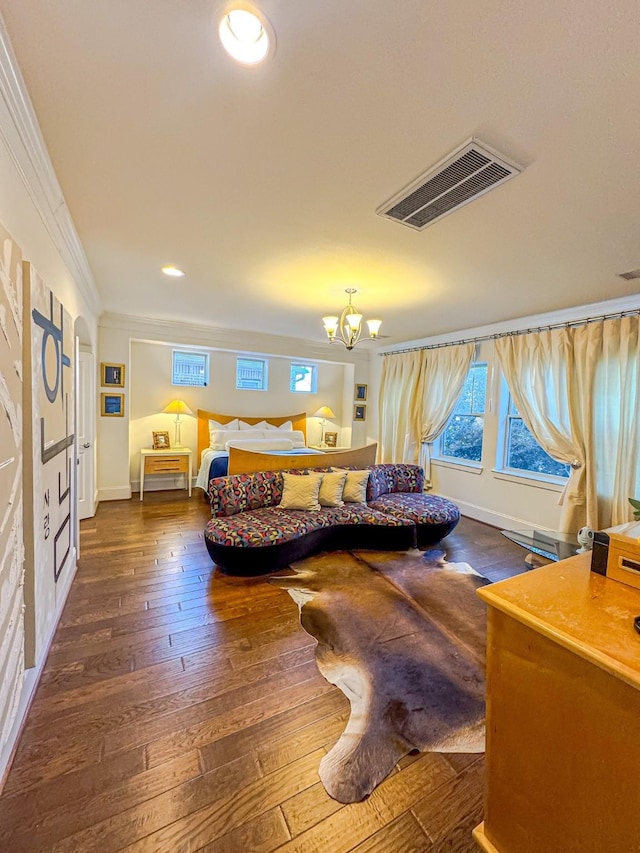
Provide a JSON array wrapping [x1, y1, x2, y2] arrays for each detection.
[[474, 552, 640, 853]]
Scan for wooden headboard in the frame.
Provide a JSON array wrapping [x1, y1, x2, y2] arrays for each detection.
[[227, 443, 378, 475], [197, 409, 307, 464]]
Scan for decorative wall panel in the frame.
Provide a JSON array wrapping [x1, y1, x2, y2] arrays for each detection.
[[23, 263, 74, 658], [0, 223, 25, 753]]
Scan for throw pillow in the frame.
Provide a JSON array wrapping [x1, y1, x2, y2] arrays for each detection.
[[279, 471, 324, 511], [209, 418, 239, 444], [342, 470, 370, 503], [318, 471, 347, 507]]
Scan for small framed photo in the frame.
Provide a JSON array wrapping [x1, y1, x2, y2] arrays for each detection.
[[152, 431, 171, 450], [101, 393, 124, 417], [101, 362, 125, 387], [354, 404, 366, 422], [324, 431, 338, 448], [354, 383, 368, 401]]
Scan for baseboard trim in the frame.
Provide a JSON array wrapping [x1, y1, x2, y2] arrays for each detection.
[[446, 495, 553, 534], [0, 554, 78, 793], [98, 485, 132, 501]]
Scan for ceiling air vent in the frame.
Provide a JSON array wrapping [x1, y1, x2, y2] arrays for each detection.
[[618, 268, 640, 281], [377, 138, 522, 231]]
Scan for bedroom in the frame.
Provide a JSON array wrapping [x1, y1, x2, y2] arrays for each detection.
[[1, 1, 640, 850]]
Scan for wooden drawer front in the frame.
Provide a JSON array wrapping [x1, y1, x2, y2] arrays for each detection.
[[145, 456, 188, 475]]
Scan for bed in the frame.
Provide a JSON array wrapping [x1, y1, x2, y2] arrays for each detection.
[[195, 408, 378, 485], [195, 409, 320, 489]]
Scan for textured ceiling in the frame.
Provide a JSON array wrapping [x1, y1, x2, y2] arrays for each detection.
[[1, 0, 639, 347]]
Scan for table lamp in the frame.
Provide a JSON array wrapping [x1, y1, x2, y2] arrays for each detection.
[[313, 405, 336, 447], [161, 399, 194, 448]]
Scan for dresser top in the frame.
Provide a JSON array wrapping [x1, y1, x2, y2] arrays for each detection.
[[478, 553, 640, 689]]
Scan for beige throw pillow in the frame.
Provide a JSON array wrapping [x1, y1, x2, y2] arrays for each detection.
[[342, 470, 370, 503], [318, 471, 347, 507], [279, 472, 324, 511]]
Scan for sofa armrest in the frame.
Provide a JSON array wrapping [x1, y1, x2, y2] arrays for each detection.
[[366, 464, 424, 501], [209, 470, 284, 517]]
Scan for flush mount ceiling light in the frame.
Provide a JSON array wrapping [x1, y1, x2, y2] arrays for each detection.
[[161, 265, 185, 278], [219, 6, 275, 65], [322, 289, 382, 351]]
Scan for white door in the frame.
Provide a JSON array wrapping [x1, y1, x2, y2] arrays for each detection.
[[77, 349, 96, 520]]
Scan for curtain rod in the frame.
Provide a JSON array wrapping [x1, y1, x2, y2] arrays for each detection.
[[381, 307, 640, 356]]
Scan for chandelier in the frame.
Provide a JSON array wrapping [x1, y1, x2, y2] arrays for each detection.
[[322, 289, 382, 350]]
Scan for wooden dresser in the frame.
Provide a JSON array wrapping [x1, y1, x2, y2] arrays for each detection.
[[474, 552, 640, 852]]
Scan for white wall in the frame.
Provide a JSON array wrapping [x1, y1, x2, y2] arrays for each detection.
[[128, 340, 350, 490], [98, 313, 371, 499], [0, 32, 100, 784]]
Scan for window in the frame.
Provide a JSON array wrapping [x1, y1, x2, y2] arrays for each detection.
[[438, 363, 487, 463], [290, 362, 317, 393], [172, 350, 209, 387], [502, 395, 570, 478], [236, 357, 268, 390]]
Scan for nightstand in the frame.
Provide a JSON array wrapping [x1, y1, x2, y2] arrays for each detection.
[[140, 448, 192, 501], [309, 445, 350, 452]]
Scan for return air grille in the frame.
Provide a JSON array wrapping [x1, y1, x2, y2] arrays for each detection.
[[377, 139, 522, 231], [618, 268, 640, 281]]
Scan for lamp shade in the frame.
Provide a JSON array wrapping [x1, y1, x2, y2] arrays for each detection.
[[313, 406, 336, 420], [161, 400, 194, 416]]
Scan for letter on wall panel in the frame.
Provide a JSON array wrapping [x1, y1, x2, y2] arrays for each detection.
[[0, 223, 25, 752], [22, 262, 75, 665]]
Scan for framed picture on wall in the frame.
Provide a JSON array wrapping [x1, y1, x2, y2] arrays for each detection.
[[354, 404, 366, 422], [354, 383, 367, 401], [101, 393, 124, 417], [152, 431, 171, 450], [101, 362, 125, 387]]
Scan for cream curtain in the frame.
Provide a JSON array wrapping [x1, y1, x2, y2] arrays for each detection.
[[378, 344, 474, 481], [495, 316, 640, 532]]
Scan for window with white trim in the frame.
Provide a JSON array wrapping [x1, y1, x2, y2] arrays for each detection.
[[500, 392, 570, 478], [290, 362, 317, 393], [172, 350, 209, 387], [436, 363, 487, 463], [236, 357, 268, 390]]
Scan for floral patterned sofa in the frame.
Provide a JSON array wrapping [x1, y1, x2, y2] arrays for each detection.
[[203, 463, 460, 574]]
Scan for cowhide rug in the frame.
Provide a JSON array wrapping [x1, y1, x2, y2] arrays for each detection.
[[269, 548, 489, 803]]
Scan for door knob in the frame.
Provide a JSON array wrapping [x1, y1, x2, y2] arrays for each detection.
[[83, 442, 91, 448]]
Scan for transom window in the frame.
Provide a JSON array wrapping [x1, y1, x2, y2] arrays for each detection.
[[438, 363, 487, 463], [502, 395, 570, 478], [290, 362, 317, 393], [236, 357, 268, 390], [172, 350, 209, 387]]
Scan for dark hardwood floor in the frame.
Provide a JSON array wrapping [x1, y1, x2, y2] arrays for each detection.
[[0, 490, 528, 852]]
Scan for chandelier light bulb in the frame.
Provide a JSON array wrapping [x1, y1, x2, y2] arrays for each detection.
[[321, 290, 383, 350]]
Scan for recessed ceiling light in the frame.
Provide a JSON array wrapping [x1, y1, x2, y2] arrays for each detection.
[[161, 265, 185, 278], [219, 6, 274, 65]]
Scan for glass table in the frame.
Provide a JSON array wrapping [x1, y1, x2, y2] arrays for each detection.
[[501, 529, 579, 564]]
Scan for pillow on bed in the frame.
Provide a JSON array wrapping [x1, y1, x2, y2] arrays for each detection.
[[341, 470, 371, 503], [262, 420, 293, 431], [225, 438, 294, 452], [279, 471, 323, 511], [238, 420, 255, 429], [274, 429, 306, 449], [318, 471, 347, 507], [210, 428, 266, 450], [209, 418, 239, 443]]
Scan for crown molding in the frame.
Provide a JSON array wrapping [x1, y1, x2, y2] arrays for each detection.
[[375, 293, 640, 354], [99, 311, 371, 365], [0, 16, 101, 316]]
